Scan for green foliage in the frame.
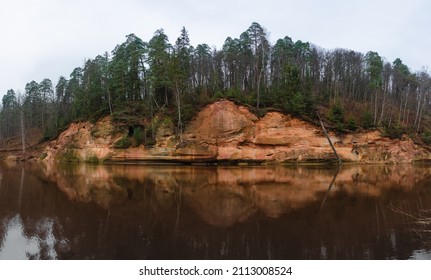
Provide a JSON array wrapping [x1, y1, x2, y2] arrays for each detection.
[[273, 64, 315, 117], [326, 104, 346, 131], [161, 116, 173, 126], [137, 116, 173, 147], [2, 89, 16, 108], [366, 51, 383, 90], [39, 152, 48, 160], [361, 111, 374, 129], [57, 148, 80, 162], [114, 136, 132, 149], [2, 22, 431, 152], [328, 103, 344, 124], [335, 122, 344, 131], [42, 125, 58, 141], [383, 122, 405, 139], [421, 130, 431, 145], [133, 127, 144, 146], [86, 155, 100, 163], [346, 117, 358, 131], [111, 101, 148, 125]]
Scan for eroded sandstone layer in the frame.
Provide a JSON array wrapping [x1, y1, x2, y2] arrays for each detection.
[[41, 100, 430, 164]]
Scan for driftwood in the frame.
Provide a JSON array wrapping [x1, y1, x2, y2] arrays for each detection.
[[316, 110, 342, 165]]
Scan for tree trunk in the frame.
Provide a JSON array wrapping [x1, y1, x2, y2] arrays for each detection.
[[316, 110, 341, 164], [378, 81, 389, 125], [402, 87, 409, 126], [417, 91, 428, 132], [374, 90, 378, 125], [21, 108, 25, 155], [175, 82, 182, 137], [413, 89, 422, 130], [102, 76, 113, 115], [398, 89, 404, 123]]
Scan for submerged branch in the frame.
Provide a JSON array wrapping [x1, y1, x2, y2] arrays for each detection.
[[388, 204, 431, 243]]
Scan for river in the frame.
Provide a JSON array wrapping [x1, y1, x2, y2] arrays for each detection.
[[0, 161, 430, 260]]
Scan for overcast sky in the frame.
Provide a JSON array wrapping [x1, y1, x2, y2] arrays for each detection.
[[1, 0, 430, 99]]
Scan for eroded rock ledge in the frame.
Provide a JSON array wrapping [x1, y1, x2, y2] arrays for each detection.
[[41, 100, 430, 164]]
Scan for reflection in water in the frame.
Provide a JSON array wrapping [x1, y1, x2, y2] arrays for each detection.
[[410, 250, 431, 259], [319, 166, 339, 211], [0, 215, 58, 260], [0, 215, 39, 259], [0, 162, 431, 259]]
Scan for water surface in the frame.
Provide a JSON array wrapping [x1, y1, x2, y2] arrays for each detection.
[[1, 162, 431, 259]]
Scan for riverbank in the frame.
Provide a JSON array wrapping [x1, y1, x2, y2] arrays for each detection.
[[3, 100, 431, 164]]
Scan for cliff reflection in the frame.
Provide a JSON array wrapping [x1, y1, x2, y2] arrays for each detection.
[[1, 162, 431, 259], [41, 164, 430, 227]]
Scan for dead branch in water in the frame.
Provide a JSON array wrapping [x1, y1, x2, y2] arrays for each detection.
[[388, 204, 431, 243], [388, 204, 422, 220]]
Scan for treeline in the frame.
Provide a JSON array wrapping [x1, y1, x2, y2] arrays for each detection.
[[2, 22, 431, 147]]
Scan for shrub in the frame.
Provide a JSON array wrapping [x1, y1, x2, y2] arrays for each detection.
[[384, 122, 404, 139], [346, 116, 358, 131], [422, 130, 431, 145], [336, 122, 345, 131], [328, 103, 344, 124], [133, 127, 144, 146], [86, 155, 100, 163], [327, 103, 345, 131], [58, 149, 80, 162], [361, 111, 374, 129], [113, 136, 132, 149]]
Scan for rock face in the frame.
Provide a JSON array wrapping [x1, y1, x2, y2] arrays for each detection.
[[41, 100, 430, 164]]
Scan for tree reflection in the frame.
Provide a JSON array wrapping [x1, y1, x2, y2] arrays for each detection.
[[1, 162, 431, 259]]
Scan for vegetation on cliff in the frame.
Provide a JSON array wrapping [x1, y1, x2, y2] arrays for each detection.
[[37, 100, 429, 164], [1, 22, 431, 150]]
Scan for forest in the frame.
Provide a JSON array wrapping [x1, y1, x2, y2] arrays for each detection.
[[1, 22, 431, 148]]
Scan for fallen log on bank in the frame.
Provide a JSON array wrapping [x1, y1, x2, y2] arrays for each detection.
[[316, 110, 342, 165]]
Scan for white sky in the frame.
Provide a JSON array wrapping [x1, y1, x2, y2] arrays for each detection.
[[1, 0, 430, 99]]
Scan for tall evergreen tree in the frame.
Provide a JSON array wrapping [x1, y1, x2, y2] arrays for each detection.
[[365, 51, 383, 124]]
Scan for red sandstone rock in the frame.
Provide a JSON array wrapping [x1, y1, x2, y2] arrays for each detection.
[[41, 100, 430, 164]]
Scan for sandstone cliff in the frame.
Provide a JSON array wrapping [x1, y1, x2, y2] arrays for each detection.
[[40, 100, 430, 164]]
